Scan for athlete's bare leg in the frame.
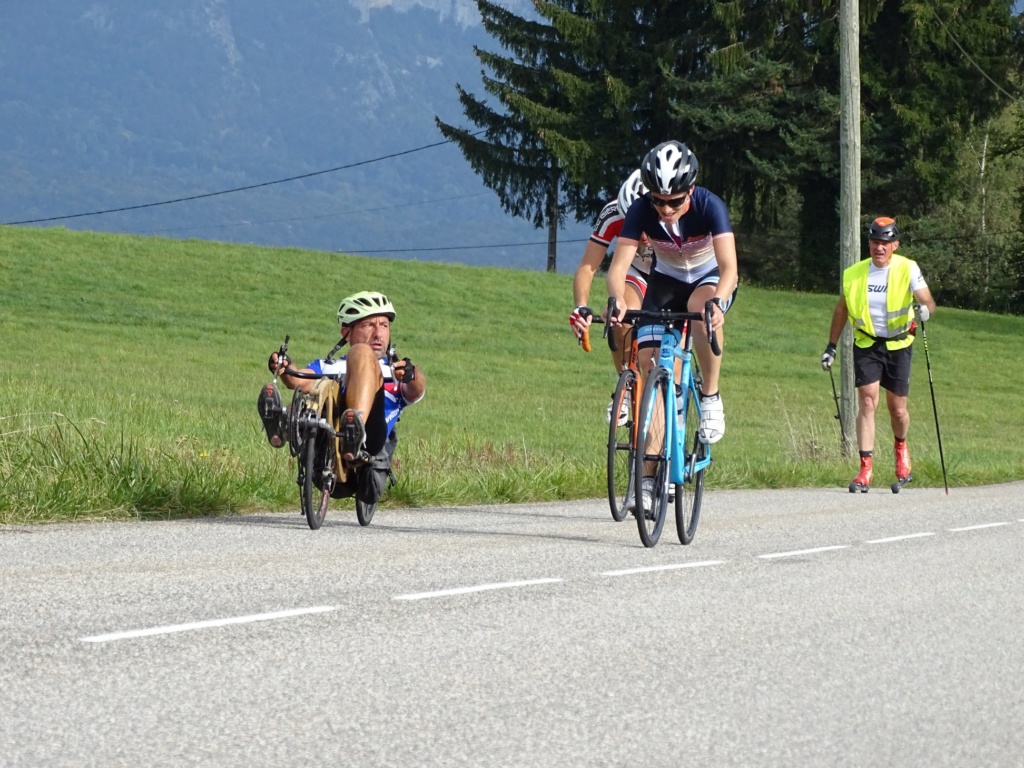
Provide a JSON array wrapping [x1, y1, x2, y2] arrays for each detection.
[[611, 280, 645, 372], [340, 343, 383, 418], [688, 283, 723, 394]]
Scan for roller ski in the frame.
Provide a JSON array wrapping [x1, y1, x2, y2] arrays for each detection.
[[848, 455, 872, 493], [891, 475, 913, 494], [891, 438, 912, 494]]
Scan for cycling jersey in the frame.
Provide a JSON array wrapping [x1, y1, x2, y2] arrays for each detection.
[[306, 356, 411, 436], [621, 187, 733, 283], [591, 200, 652, 276]]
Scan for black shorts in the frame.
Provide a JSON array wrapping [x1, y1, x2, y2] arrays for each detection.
[[853, 342, 913, 396], [638, 268, 737, 349]]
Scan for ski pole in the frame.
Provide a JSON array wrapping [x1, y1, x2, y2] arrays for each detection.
[[919, 320, 949, 495], [828, 365, 847, 445]]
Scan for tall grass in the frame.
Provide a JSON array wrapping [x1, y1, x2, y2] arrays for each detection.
[[2, 225, 1022, 523]]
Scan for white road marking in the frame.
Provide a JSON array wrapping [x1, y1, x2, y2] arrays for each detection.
[[393, 578, 562, 601], [758, 545, 848, 560], [74, 516, 1022, 643], [601, 561, 726, 577], [865, 532, 936, 544], [80, 606, 337, 643]]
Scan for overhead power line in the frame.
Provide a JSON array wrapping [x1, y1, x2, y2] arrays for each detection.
[[344, 238, 589, 255], [924, 1, 1024, 104], [1, 137, 457, 226], [136, 191, 491, 236]]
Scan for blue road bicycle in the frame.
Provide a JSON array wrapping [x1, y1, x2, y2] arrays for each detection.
[[608, 301, 721, 548]]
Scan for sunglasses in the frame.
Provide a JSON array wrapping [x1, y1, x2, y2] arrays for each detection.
[[650, 193, 689, 209]]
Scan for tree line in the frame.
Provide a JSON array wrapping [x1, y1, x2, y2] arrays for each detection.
[[437, 0, 1024, 313]]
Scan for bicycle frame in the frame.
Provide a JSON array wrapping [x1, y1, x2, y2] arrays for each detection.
[[645, 320, 712, 487]]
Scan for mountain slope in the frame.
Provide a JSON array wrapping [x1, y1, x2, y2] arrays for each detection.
[[0, 0, 587, 270]]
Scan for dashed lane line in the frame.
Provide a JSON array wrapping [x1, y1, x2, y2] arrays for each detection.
[[949, 522, 1012, 533], [393, 578, 562, 601], [865, 532, 936, 544], [80, 606, 337, 643], [601, 561, 726, 577], [758, 545, 849, 560], [78, 520, 1021, 642]]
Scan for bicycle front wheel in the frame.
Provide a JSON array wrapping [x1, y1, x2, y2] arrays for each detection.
[[356, 496, 376, 526], [607, 369, 638, 522], [634, 366, 671, 547], [675, 385, 707, 545], [301, 429, 333, 530]]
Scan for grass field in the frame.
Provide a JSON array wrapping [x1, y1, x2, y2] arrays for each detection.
[[2, 225, 1022, 524]]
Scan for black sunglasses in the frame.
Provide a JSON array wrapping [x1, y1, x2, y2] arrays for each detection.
[[650, 193, 689, 209]]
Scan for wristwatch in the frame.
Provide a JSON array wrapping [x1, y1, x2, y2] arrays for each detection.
[[709, 297, 726, 312]]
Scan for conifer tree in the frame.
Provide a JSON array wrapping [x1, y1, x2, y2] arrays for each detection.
[[435, 0, 584, 272]]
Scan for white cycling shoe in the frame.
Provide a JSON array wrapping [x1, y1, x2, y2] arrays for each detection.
[[606, 393, 630, 427], [699, 393, 725, 444]]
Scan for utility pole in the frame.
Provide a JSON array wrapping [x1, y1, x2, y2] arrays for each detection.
[[838, 0, 860, 455]]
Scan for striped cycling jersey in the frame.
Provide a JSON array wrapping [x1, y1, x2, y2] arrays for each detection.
[[620, 187, 732, 283], [590, 200, 652, 275], [307, 356, 414, 436]]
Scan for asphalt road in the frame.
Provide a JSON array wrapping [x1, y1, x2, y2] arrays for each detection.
[[2, 482, 1023, 767]]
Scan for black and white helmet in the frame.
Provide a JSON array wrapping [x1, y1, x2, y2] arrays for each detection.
[[337, 290, 396, 328], [640, 141, 699, 195], [616, 169, 646, 217]]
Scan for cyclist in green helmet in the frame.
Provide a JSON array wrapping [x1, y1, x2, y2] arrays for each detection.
[[262, 290, 426, 464]]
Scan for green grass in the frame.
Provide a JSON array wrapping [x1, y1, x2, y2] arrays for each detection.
[[1, 225, 1022, 523]]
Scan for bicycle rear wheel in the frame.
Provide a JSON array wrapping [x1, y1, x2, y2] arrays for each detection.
[[634, 367, 671, 547], [675, 385, 707, 545], [301, 428, 333, 530], [607, 369, 638, 522]]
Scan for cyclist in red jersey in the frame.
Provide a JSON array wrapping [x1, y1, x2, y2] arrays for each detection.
[[569, 170, 653, 423], [607, 141, 738, 445]]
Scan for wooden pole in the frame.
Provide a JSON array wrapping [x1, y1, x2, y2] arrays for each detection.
[[838, 0, 860, 455]]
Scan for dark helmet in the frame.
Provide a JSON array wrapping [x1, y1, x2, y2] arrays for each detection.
[[639, 141, 699, 195], [867, 217, 901, 242]]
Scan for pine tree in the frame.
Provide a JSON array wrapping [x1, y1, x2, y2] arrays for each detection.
[[442, 0, 1018, 288], [435, 0, 585, 272]]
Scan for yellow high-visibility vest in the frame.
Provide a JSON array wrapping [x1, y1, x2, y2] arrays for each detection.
[[842, 254, 916, 350]]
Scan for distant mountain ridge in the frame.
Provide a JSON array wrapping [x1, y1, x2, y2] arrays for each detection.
[[0, 0, 587, 271]]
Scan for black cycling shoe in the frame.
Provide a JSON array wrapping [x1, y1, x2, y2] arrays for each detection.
[[340, 409, 368, 465], [258, 383, 285, 448]]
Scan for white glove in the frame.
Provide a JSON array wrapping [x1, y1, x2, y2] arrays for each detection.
[[821, 342, 836, 371], [915, 303, 930, 323]]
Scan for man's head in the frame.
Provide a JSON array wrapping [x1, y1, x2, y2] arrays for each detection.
[[867, 217, 900, 265], [337, 291, 396, 353]]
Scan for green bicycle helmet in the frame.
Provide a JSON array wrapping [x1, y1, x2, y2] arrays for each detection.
[[337, 290, 396, 328]]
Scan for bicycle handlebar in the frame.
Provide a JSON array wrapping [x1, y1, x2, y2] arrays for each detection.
[[603, 298, 722, 356], [281, 367, 345, 381]]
